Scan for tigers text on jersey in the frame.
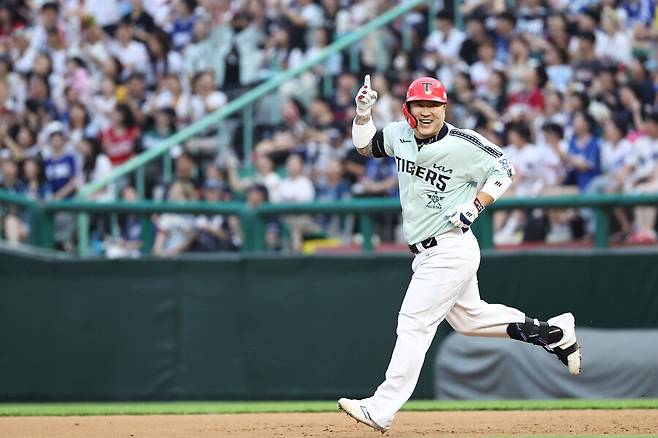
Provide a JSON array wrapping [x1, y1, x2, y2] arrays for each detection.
[[371, 121, 514, 245]]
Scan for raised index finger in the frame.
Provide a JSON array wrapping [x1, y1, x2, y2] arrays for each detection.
[[364, 74, 370, 88]]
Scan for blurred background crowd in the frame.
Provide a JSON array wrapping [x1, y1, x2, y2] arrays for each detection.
[[0, 0, 657, 255]]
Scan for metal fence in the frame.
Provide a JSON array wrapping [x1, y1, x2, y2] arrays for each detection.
[[3, 189, 658, 256]]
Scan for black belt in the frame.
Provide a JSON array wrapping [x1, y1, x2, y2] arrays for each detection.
[[409, 236, 438, 254]]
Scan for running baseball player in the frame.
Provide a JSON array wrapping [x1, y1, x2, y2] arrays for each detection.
[[338, 76, 581, 432]]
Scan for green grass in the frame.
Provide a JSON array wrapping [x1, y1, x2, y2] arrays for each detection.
[[0, 398, 657, 416]]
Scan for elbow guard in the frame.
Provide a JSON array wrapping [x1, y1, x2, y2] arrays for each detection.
[[481, 176, 512, 201], [352, 117, 376, 149]]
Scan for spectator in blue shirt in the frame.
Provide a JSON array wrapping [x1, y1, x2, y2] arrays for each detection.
[[166, 0, 197, 52], [353, 156, 399, 197], [562, 111, 601, 191], [624, 0, 656, 26], [315, 159, 351, 202], [315, 158, 351, 236], [22, 157, 49, 200], [0, 154, 25, 194], [43, 122, 78, 199]]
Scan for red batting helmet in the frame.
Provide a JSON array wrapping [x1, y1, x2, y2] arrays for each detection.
[[402, 77, 448, 129]]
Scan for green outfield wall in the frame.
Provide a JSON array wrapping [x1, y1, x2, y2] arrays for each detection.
[[1, 249, 657, 401]]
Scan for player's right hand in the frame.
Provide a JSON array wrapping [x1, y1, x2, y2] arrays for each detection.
[[447, 201, 482, 230], [355, 74, 378, 116]]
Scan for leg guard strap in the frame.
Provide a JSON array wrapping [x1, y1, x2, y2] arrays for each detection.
[[506, 317, 563, 347], [552, 342, 580, 366]]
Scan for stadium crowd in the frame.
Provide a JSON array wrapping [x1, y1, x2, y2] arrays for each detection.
[[0, 0, 657, 255]]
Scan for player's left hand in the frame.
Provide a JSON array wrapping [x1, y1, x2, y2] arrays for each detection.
[[448, 200, 483, 229], [355, 74, 378, 116]]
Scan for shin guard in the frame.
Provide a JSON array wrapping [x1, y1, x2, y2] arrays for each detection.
[[506, 317, 563, 347]]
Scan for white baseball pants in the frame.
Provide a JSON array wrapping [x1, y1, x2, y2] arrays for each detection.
[[364, 228, 525, 428]]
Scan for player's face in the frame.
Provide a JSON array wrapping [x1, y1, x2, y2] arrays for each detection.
[[409, 101, 446, 139]]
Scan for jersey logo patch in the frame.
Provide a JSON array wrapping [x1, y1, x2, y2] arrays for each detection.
[[496, 157, 511, 171], [432, 164, 453, 174], [426, 192, 444, 209], [399, 138, 412, 143]]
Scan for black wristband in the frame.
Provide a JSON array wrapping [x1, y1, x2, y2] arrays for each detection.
[[473, 198, 485, 213]]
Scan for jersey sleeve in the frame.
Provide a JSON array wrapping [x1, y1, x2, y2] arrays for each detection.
[[372, 123, 396, 158], [461, 129, 516, 182], [371, 130, 388, 158]]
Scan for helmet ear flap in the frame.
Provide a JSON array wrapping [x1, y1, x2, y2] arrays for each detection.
[[402, 102, 417, 129]]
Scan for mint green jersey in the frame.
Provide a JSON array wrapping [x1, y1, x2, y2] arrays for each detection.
[[371, 122, 514, 245]]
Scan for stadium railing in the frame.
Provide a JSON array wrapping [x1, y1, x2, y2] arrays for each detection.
[[2, 189, 658, 256]]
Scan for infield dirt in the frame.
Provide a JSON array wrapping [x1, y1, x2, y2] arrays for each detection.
[[1, 409, 656, 437]]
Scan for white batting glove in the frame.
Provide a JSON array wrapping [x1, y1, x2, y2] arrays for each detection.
[[448, 199, 485, 230], [355, 74, 378, 116]]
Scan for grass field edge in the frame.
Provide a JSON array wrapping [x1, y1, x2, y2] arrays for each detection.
[[0, 399, 657, 416]]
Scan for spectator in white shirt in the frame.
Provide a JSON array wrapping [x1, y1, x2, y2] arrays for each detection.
[[152, 181, 196, 256], [505, 123, 544, 197], [144, 29, 184, 87], [586, 118, 634, 240], [226, 152, 282, 203], [187, 70, 227, 154], [76, 137, 114, 202], [108, 20, 149, 77], [470, 38, 504, 94], [278, 153, 318, 252], [595, 7, 632, 66], [83, 0, 122, 30], [148, 74, 193, 126], [496, 123, 543, 243], [588, 118, 634, 194], [422, 10, 466, 76], [28, 2, 63, 57], [189, 70, 226, 122], [628, 113, 658, 243], [278, 153, 314, 203]]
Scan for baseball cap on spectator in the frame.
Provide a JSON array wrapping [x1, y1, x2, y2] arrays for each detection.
[[44, 121, 65, 138]]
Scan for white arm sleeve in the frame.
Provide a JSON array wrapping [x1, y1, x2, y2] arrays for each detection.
[[481, 175, 513, 201], [352, 118, 376, 149]]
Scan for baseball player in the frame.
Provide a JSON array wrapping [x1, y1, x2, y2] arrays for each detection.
[[338, 76, 581, 432]]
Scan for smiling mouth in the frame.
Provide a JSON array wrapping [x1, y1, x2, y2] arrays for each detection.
[[419, 119, 433, 126]]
